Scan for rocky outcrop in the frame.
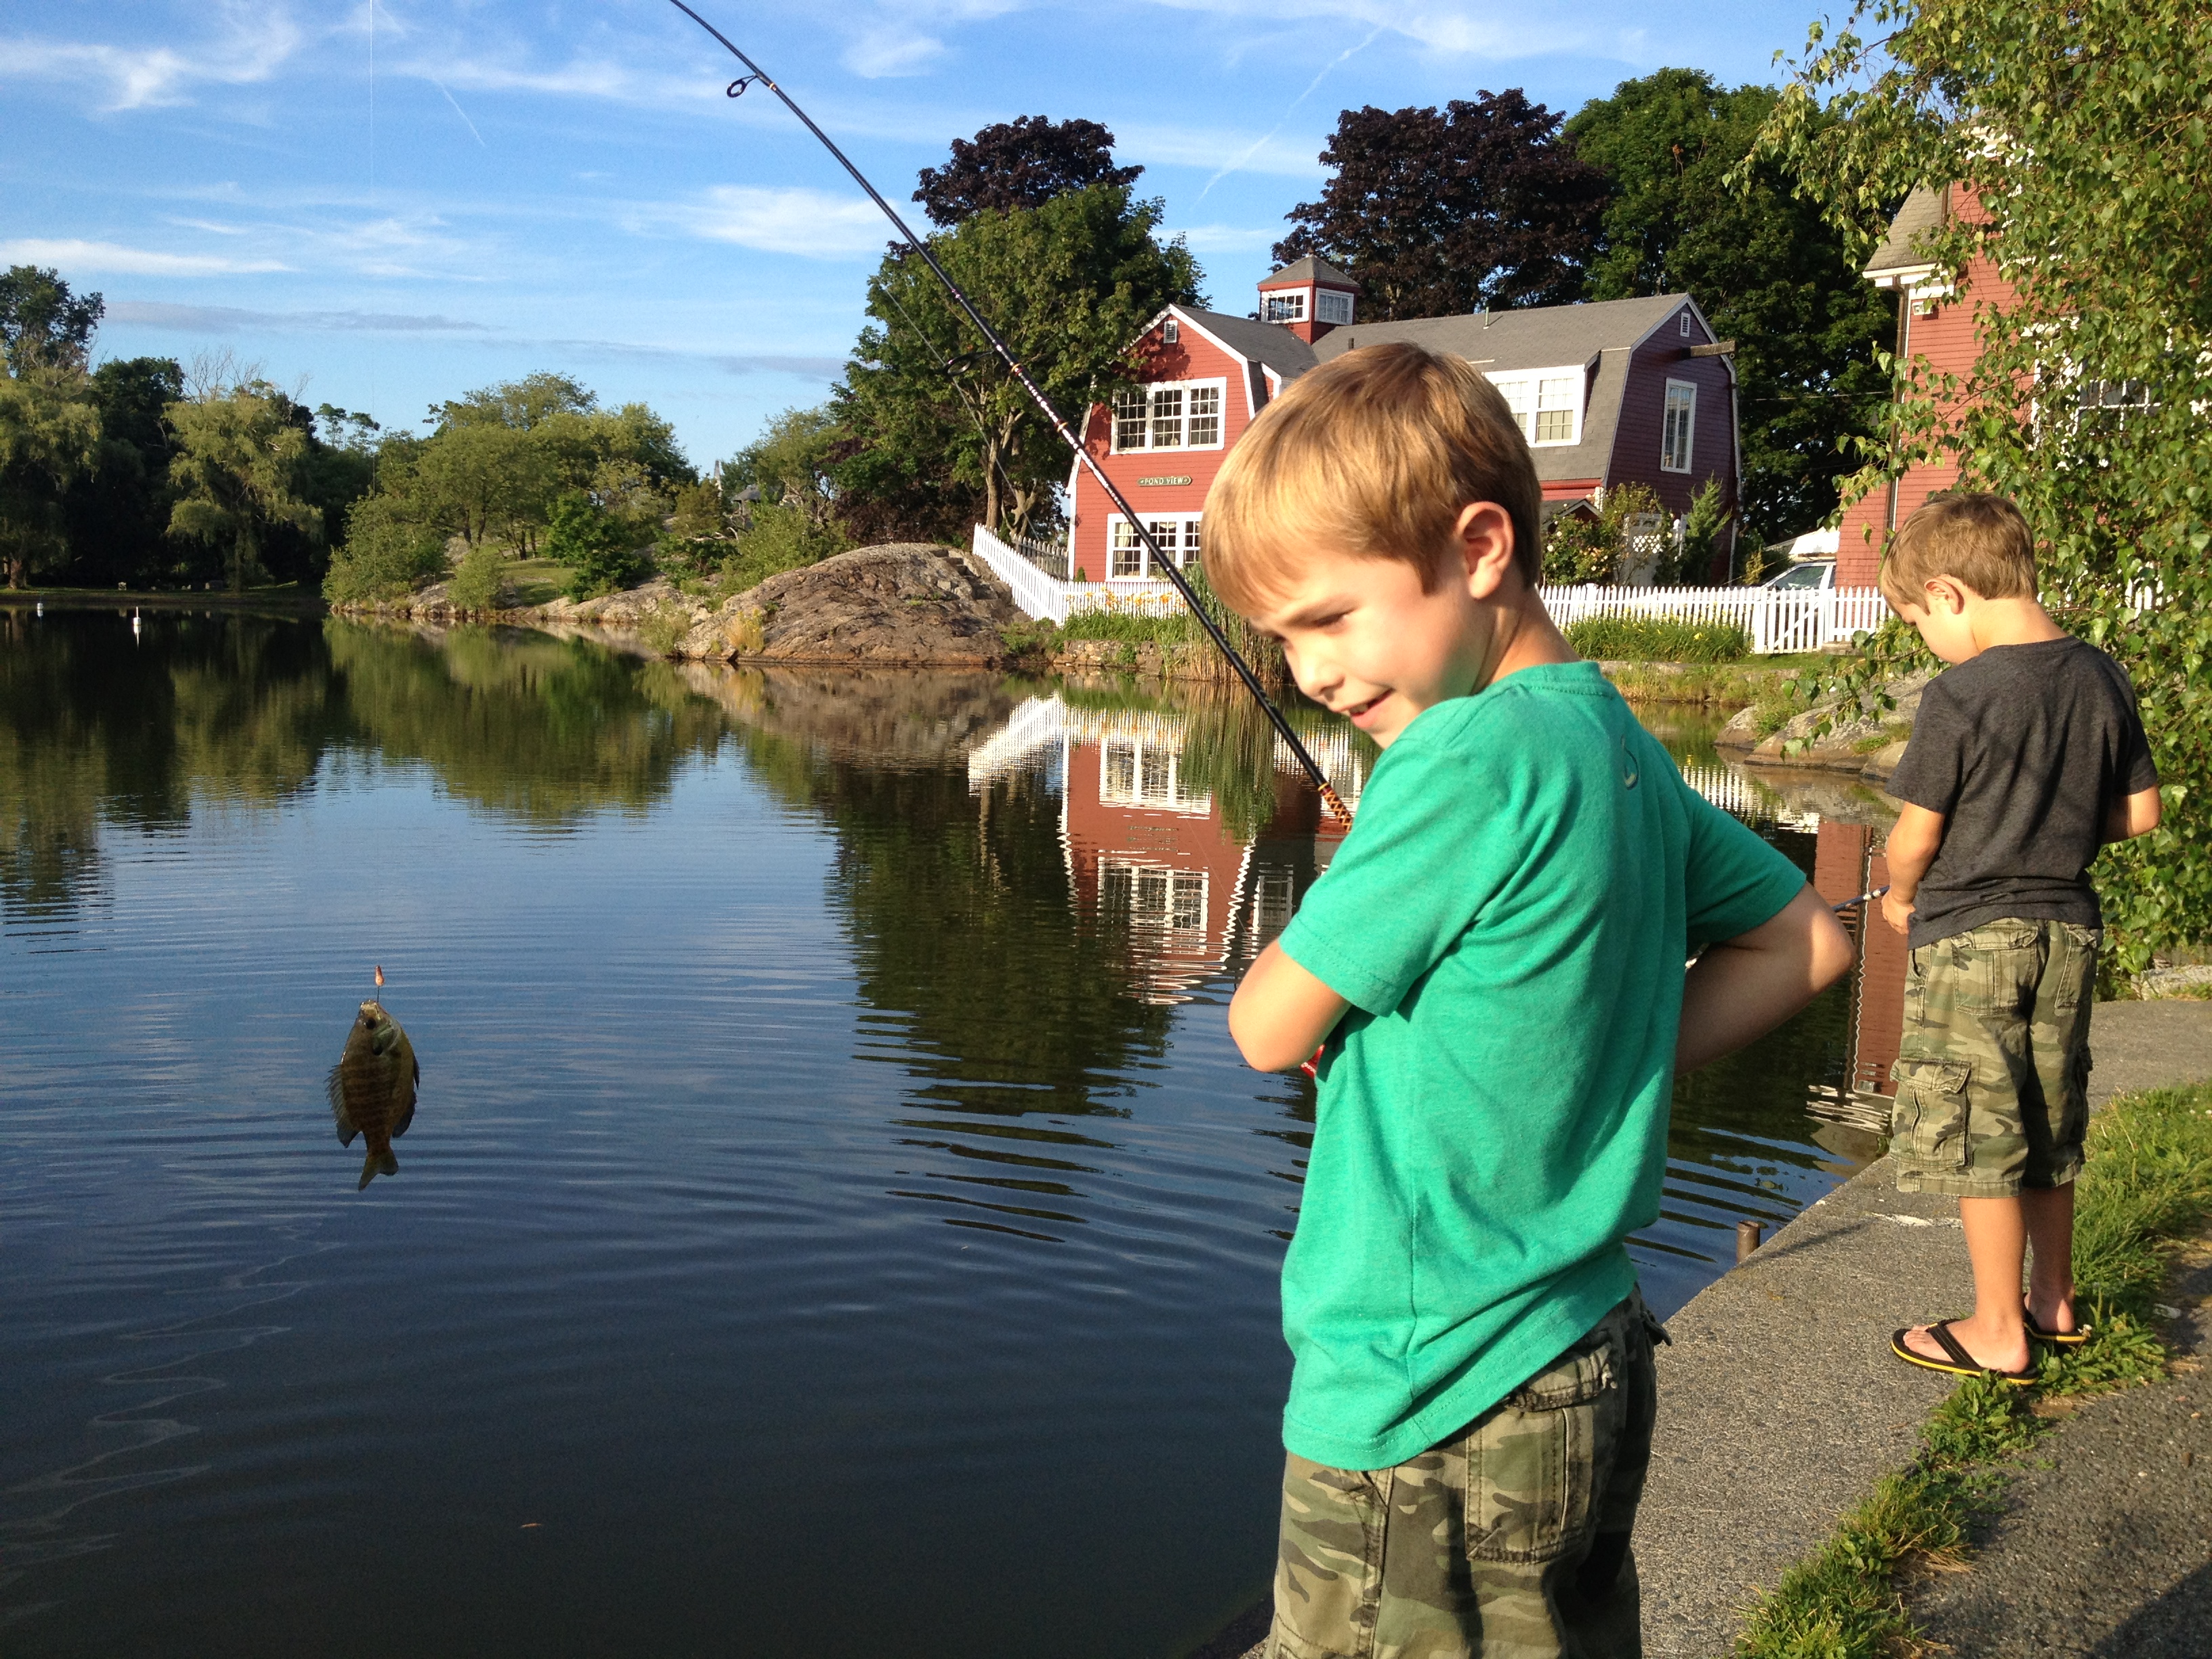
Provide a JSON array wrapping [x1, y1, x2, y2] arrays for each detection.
[[1715, 670, 1932, 782], [333, 544, 1027, 668]]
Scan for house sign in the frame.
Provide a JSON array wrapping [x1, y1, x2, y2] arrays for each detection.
[[1136, 474, 1193, 487]]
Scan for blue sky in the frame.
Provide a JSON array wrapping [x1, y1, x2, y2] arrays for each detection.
[[1, 0, 1820, 467]]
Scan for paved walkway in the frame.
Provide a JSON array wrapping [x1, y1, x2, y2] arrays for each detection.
[[1637, 997, 2212, 1658]]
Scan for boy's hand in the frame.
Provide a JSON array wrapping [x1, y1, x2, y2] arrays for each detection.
[[1229, 941, 1349, 1073], [1881, 888, 1917, 936]]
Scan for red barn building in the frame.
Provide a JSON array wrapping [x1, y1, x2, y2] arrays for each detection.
[[1835, 185, 2020, 587], [1067, 257, 1744, 585]]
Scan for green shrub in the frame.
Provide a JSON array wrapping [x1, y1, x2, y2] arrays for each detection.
[[1563, 613, 1750, 663], [712, 501, 848, 596], [1060, 607, 1195, 647], [446, 541, 506, 611], [322, 495, 448, 604], [548, 491, 648, 600]]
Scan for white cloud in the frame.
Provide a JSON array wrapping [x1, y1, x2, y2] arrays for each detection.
[[681, 186, 891, 259], [105, 302, 487, 333], [842, 27, 949, 79], [0, 239, 292, 276], [1164, 224, 1283, 253], [0, 1, 304, 111]]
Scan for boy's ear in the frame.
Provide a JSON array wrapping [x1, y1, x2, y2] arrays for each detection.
[[1452, 502, 1519, 600], [1922, 574, 1971, 615]]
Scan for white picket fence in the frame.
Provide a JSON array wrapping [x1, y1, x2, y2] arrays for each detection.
[[1540, 583, 1890, 654], [975, 526, 1889, 653], [972, 526, 1181, 623]]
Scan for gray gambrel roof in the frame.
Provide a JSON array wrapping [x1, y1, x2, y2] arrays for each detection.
[[1166, 293, 1710, 484], [1865, 185, 1948, 276]]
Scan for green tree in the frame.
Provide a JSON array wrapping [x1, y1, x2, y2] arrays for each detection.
[[0, 266, 103, 588], [322, 493, 449, 604], [166, 380, 323, 591], [1565, 70, 1896, 544], [547, 490, 647, 599], [64, 357, 186, 588], [835, 182, 1202, 540], [1275, 94, 1607, 318], [1758, 0, 2212, 968]]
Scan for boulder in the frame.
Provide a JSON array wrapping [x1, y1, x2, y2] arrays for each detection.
[[1717, 671, 1932, 777], [705, 542, 1021, 667]]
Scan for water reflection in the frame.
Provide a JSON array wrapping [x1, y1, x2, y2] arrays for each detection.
[[5, 609, 1926, 1657]]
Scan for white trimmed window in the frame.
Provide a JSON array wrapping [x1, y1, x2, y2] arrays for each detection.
[[1679, 310, 1692, 337], [1263, 291, 1306, 323], [1109, 379, 1229, 453], [1485, 367, 1584, 447], [1316, 289, 1353, 325], [1660, 380, 1697, 472], [1109, 514, 1202, 578], [1102, 859, 1210, 922]]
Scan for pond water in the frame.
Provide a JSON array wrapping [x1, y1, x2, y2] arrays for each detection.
[[3, 609, 1880, 1658]]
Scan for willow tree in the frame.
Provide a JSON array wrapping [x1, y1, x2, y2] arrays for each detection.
[[1759, 0, 2212, 968], [836, 182, 1202, 541], [167, 381, 323, 591]]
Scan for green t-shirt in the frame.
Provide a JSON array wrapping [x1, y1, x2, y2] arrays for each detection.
[[1276, 661, 1805, 1471]]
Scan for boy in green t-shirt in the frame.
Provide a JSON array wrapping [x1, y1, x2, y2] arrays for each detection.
[[1205, 343, 1856, 1658]]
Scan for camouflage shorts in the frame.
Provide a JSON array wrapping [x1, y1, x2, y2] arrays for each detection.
[[1265, 1293, 1664, 1659], [1890, 918, 2100, 1198]]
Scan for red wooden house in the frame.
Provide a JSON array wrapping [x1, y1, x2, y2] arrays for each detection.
[[1834, 185, 2020, 587], [1066, 257, 1744, 585]]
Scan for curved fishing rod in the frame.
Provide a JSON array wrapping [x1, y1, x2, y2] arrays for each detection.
[[663, 1, 1352, 825]]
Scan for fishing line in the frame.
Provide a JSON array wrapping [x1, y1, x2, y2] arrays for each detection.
[[663, 1, 1351, 824]]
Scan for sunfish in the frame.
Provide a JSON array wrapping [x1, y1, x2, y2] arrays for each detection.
[[328, 999, 419, 1189]]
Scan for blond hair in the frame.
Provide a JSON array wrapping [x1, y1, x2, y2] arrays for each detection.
[[1880, 492, 2038, 607], [1201, 342, 1542, 614]]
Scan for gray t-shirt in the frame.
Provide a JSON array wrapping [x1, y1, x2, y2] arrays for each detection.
[[1888, 636, 2157, 949]]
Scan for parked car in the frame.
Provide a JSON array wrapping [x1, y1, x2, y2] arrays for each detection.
[[1763, 558, 1837, 592]]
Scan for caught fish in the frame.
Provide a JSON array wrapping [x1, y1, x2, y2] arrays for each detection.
[[327, 1000, 419, 1189]]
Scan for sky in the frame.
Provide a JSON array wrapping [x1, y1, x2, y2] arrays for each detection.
[[0, 0, 1824, 468]]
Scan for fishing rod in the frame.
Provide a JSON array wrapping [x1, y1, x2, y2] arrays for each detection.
[[663, 1, 1352, 825], [1832, 884, 1889, 914]]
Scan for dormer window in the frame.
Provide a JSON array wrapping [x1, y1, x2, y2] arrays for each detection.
[[1317, 289, 1353, 325], [1263, 291, 1307, 324]]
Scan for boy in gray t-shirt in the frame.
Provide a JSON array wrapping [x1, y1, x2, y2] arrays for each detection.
[[1878, 494, 2160, 1384]]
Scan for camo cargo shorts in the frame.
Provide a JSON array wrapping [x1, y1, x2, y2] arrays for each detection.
[[1265, 1293, 1665, 1659], [1889, 917, 2100, 1198]]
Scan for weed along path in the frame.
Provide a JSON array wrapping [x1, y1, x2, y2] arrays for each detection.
[[1637, 999, 2212, 1658]]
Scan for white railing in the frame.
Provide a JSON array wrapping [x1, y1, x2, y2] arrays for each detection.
[[972, 525, 1181, 623], [1538, 583, 1890, 654]]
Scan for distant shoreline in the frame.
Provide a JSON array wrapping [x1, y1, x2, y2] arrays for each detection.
[[2, 588, 328, 615]]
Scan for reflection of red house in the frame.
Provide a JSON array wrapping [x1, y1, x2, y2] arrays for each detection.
[[1811, 820, 1908, 1105], [1060, 733, 1349, 1002], [1066, 259, 1745, 588], [1835, 186, 2021, 586]]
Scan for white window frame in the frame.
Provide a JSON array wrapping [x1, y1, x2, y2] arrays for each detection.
[[1315, 289, 1353, 325], [1101, 860, 1212, 926], [1483, 366, 1584, 448], [1679, 310, 1692, 337], [1108, 377, 1229, 454], [1262, 290, 1307, 323], [1107, 513, 1203, 579], [1660, 380, 1698, 473]]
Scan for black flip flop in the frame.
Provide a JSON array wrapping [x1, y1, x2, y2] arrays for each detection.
[[1889, 1319, 2039, 1385], [2024, 1300, 2091, 1347]]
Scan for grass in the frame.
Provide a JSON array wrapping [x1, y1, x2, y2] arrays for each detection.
[[1563, 613, 1751, 663], [1734, 1081, 2212, 1658]]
